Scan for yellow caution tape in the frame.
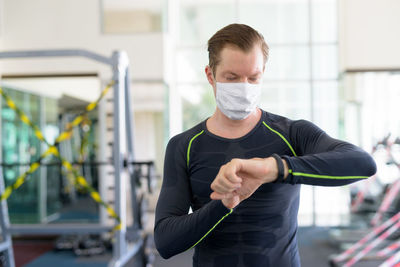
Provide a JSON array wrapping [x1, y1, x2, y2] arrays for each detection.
[[112, 223, 122, 232], [62, 161, 73, 171], [71, 116, 83, 127], [0, 90, 48, 145], [54, 81, 114, 146], [42, 146, 58, 158], [34, 130, 45, 142], [13, 176, 26, 189], [0, 187, 12, 201], [107, 206, 118, 219], [0, 147, 54, 201], [30, 162, 41, 173], [20, 114, 31, 125], [86, 102, 96, 112], [76, 176, 88, 187], [91, 192, 101, 202], [6, 98, 16, 109], [0, 82, 122, 235], [55, 131, 72, 143]]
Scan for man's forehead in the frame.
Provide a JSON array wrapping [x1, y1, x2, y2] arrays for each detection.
[[217, 56, 264, 74], [212, 44, 265, 76], [219, 46, 263, 62], [219, 44, 260, 57]]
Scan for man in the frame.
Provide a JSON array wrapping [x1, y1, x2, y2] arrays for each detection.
[[154, 24, 376, 267]]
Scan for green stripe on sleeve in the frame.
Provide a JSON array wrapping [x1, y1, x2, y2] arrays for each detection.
[[262, 121, 297, 157], [187, 130, 204, 167], [187, 208, 233, 250], [289, 169, 369, 180]]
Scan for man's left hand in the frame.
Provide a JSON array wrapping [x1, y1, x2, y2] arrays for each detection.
[[210, 157, 287, 209]]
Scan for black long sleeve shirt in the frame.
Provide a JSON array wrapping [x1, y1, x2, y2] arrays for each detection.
[[154, 110, 376, 267]]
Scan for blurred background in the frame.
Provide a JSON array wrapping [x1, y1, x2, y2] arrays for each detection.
[[0, 0, 399, 266]]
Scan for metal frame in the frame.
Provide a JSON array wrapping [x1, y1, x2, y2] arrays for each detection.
[[0, 49, 139, 267], [0, 170, 15, 267]]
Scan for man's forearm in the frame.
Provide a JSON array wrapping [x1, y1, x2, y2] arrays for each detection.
[[281, 148, 376, 186], [155, 200, 232, 259]]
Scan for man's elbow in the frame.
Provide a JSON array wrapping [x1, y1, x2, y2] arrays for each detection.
[[364, 153, 377, 177], [355, 150, 377, 178], [154, 240, 174, 259], [154, 222, 175, 259], [155, 246, 173, 260]]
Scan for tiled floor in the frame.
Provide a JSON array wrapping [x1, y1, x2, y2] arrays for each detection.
[[8, 227, 389, 267]]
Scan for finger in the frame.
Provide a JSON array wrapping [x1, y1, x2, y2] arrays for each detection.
[[226, 159, 243, 183], [211, 171, 241, 193], [210, 191, 236, 200], [211, 179, 224, 193], [210, 166, 227, 192], [211, 181, 240, 194], [225, 170, 242, 184], [217, 176, 241, 192]]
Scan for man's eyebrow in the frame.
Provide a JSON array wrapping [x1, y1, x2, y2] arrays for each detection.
[[250, 71, 263, 76], [222, 71, 262, 76], [222, 71, 238, 76]]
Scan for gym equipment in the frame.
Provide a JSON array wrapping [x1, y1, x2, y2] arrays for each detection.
[[54, 235, 77, 250], [329, 212, 400, 266], [330, 136, 400, 266], [0, 49, 148, 267], [73, 234, 106, 257]]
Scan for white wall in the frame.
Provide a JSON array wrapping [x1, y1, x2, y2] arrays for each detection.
[[0, 0, 166, 111], [0, 0, 168, 188], [339, 0, 400, 71], [0, 0, 164, 80]]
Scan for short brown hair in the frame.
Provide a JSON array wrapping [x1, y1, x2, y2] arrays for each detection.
[[207, 24, 269, 75]]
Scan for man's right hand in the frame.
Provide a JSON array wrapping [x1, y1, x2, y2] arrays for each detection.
[[221, 196, 241, 210], [210, 157, 283, 209]]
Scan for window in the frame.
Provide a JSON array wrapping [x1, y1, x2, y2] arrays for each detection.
[[171, 0, 340, 226]]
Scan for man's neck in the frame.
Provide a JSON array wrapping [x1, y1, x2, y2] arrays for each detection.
[[206, 108, 262, 139]]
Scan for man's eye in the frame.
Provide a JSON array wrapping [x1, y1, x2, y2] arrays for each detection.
[[226, 77, 236, 81]]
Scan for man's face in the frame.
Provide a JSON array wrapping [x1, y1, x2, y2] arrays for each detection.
[[206, 44, 265, 94]]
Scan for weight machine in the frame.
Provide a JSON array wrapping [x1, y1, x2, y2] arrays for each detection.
[[0, 49, 146, 267]]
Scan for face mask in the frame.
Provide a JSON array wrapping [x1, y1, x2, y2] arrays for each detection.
[[216, 82, 261, 120]]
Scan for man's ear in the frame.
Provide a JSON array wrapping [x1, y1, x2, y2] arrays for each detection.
[[205, 65, 215, 86]]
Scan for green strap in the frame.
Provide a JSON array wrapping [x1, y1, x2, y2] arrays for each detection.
[[187, 208, 233, 250], [262, 121, 297, 157], [186, 129, 231, 250], [289, 169, 369, 180], [187, 130, 204, 168]]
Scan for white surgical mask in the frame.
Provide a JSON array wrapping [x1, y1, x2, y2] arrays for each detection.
[[216, 82, 261, 120]]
